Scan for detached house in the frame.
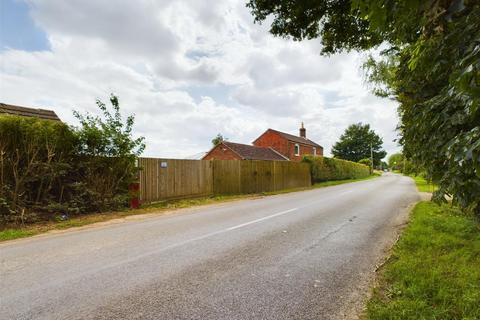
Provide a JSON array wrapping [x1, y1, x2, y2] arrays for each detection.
[[253, 123, 323, 162], [203, 123, 323, 162]]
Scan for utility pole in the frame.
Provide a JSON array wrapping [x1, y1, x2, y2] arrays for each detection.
[[370, 143, 374, 174]]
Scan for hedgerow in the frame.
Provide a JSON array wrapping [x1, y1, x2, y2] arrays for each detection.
[[0, 95, 144, 225], [302, 155, 370, 183]]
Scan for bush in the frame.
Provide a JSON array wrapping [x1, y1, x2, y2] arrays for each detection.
[[302, 156, 371, 183], [358, 158, 372, 168], [72, 95, 145, 212], [0, 115, 77, 224], [0, 95, 145, 225]]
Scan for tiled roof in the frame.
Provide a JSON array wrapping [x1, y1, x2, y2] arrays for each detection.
[[263, 129, 323, 148], [223, 142, 288, 161], [0, 103, 61, 121]]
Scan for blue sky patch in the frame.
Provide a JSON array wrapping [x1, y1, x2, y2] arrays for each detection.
[[1, 0, 50, 52]]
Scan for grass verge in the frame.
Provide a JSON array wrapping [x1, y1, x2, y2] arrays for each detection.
[[0, 174, 380, 242], [410, 175, 438, 193], [366, 201, 480, 320]]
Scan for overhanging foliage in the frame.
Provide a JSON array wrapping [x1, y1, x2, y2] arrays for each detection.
[[247, 0, 480, 215]]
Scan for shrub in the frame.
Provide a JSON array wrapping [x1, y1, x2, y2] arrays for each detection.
[[302, 156, 370, 183], [358, 158, 372, 168], [72, 95, 145, 212], [0, 115, 77, 224], [0, 95, 145, 225]]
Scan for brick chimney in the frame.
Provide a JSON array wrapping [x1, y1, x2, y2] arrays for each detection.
[[299, 122, 306, 138]]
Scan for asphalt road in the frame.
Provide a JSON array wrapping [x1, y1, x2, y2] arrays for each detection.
[[0, 173, 419, 320]]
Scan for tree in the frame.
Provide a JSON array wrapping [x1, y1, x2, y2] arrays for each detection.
[[331, 123, 386, 165], [73, 94, 145, 211], [380, 161, 388, 171], [388, 153, 403, 171], [211, 133, 227, 146], [247, 1, 480, 215]]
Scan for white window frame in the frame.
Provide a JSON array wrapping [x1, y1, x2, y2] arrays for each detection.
[[294, 143, 300, 156], [313, 147, 316, 156]]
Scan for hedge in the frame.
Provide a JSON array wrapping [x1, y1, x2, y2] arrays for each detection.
[[302, 155, 370, 183], [0, 111, 140, 225]]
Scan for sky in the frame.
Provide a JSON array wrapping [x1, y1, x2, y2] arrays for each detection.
[[0, 0, 401, 159]]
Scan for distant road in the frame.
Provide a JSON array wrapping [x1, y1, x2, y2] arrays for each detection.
[[0, 173, 418, 320]]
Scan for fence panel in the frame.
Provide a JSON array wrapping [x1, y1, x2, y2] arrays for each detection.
[[213, 160, 310, 195], [139, 158, 311, 203], [138, 158, 213, 203]]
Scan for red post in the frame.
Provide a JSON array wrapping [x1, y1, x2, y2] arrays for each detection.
[[129, 182, 140, 209]]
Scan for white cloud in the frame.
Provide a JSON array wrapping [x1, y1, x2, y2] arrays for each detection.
[[1, 0, 400, 159]]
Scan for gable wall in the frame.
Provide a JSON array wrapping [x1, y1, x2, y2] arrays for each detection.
[[253, 130, 289, 158], [254, 130, 323, 161]]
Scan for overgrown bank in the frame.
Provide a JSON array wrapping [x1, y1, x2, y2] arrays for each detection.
[[366, 202, 480, 319]]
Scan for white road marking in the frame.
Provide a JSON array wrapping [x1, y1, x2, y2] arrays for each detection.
[[5, 207, 302, 298], [225, 208, 298, 231], [172, 208, 298, 248]]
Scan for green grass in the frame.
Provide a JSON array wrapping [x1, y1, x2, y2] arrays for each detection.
[[366, 201, 480, 320], [0, 229, 38, 241], [0, 174, 381, 242], [313, 174, 381, 188], [410, 175, 438, 193]]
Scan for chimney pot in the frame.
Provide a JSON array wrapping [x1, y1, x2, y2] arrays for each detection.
[[299, 122, 306, 138]]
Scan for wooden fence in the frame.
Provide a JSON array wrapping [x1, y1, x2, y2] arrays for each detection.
[[138, 158, 311, 203], [138, 158, 213, 203]]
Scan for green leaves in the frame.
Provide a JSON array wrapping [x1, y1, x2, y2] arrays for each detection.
[[331, 122, 387, 165], [303, 155, 371, 182], [0, 95, 147, 224], [247, 0, 480, 215]]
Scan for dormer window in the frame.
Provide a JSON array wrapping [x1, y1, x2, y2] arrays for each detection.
[[294, 144, 300, 156]]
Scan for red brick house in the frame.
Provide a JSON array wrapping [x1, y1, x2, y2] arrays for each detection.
[[253, 123, 323, 162], [203, 141, 288, 161]]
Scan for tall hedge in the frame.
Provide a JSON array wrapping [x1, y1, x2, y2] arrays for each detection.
[[0, 115, 77, 223], [302, 155, 370, 183], [0, 95, 145, 225]]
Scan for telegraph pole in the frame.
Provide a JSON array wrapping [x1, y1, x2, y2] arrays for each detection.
[[370, 143, 374, 174]]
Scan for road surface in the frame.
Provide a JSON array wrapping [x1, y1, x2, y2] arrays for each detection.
[[0, 173, 418, 319]]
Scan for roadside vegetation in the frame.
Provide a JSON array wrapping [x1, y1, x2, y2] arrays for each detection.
[[0, 173, 380, 242], [366, 201, 480, 320], [0, 95, 144, 226], [302, 155, 371, 183], [247, 0, 480, 216], [331, 123, 386, 167], [410, 175, 437, 193]]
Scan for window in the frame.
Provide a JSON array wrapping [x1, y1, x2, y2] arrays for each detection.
[[313, 147, 316, 156], [294, 144, 300, 156]]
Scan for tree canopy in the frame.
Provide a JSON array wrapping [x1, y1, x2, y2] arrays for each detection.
[[388, 153, 403, 171], [211, 133, 227, 146], [247, 0, 480, 215], [331, 123, 386, 165]]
